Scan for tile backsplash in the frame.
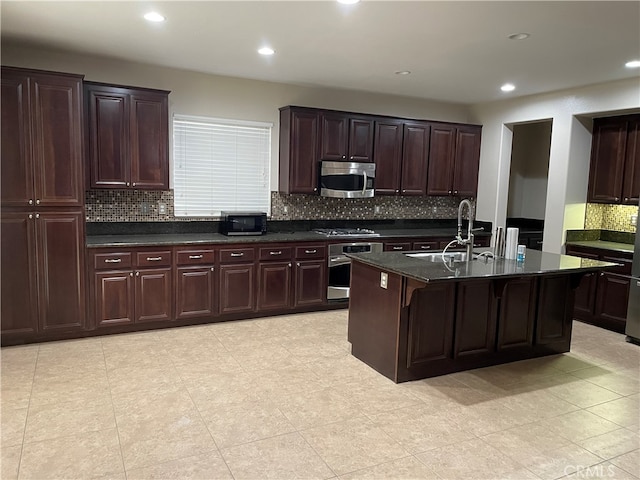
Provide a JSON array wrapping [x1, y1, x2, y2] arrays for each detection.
[[585, 203, 638, 233], [86, 190, 470, 222]]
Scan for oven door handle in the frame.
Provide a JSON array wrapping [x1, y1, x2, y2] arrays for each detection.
[[329, 256, 351, 266]]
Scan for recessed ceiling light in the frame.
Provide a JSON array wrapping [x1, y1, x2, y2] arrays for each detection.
[[508, 33, 530, 40], [625, 60, 640, 68], [337, 0, 360, 4], [395, 70, 411, 75], [501, 83, 516, 92], [143, 12, 165, 22], [258, 47, 275, 56]]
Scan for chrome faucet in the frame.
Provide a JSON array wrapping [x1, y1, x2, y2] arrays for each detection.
[[456, 199, 475, 260]]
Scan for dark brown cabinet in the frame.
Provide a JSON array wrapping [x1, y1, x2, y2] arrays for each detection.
[[496, 277, 537, 351], [175, 249, 217, 320], [279, 107, 320, 194], [257, 246, 293, 311], [566, 244, 632, 333], [427, 124, 482, 197], [1, 67, 84, 208], [95, 269, 134, 327], [85, 82, 169, 190], [293, 245, 326, 307], [1, 211, 86, 342], [454, 280, 497, 357], [588, 114, 640, 204], [373, 120, 404, 195], [219, 247, 256, 315], [320, 113, 374, 162], [400, 123, 430, 195]]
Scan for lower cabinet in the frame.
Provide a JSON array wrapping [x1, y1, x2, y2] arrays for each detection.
[[294, 259, 326, 307], [175, 248, 216, 320], [454, 280, 497, 357], [1, 210, 86, 344], [219, 247, 256, 315], [566, 244, 632, 333], [496, 277, 537, 350]]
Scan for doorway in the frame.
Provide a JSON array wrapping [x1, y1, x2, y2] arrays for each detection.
[[506, 120, 552, 250]]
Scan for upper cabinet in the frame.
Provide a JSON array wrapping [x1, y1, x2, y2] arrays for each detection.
[[588, 114, 640, 205], [427, 123, 482, 197], [84, 82, 169, 190], [1, 67, 84, 208], [279, 107, 320, 194], [320, 112, 374, 162], [278, 105, 482, 197]]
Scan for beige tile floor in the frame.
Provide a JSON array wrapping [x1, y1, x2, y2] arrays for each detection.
[[1, 311, 639, 480]]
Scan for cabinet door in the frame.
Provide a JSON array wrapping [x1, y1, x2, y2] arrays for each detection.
[[135, 268, 173, 323], [452, 125, 481, 197], [280, 109, 319, 194], [588, 118, 627, 203], [219, 263, 255, 314], [130, 91, 169, 189], [258, 261, 292, 311], [1, 212, 38, 337], [348, 118, 374, 162], [373, 121, 403, 195], [1, 70, 34, 207], [85, 86, 130, 188], [176, 266, 216, 320], [573, 271, 598, 319], [622, 117, 640, 204], [427, 124, 456, 196], [594, 272, 630, 330], [535, 275, 573, 345], [401, 123, 430, 195], [454, 280, 497, 357], [320, 113, 349, 161], [36, 211, 86, 332], [497, 278, 536, 351], [407, 283, 455, 367], [294, 260, 326, 307], [30, 73, 83, 206], [95, 271, 135, 327]]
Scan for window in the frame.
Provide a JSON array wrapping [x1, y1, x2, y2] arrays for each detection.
[[173, 114, 271, 217]]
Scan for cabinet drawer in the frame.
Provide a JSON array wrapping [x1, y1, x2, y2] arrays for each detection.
[[176, 249, 215, 265], [94, 252, 132, 270], [220, 247, 255, 263], [385, 242, 411, 252], [602, 256, 632, 276], [259, 246, 293, 261], [412, 241, 439, 251], [135, 250, 172, 267], [295, 245, 326, 260]]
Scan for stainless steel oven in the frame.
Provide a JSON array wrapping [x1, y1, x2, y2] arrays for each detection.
[[327, 242, 383, 301]]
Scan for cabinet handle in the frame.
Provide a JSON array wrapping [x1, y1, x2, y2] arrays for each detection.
[[615, 197, 620, 201], [297, 262, 301, 267], [28, 214, 33, 219], [36, 199, 40, 205], [420, 245, 432, 250], [130, 272, 133, 277], [448, 190, 452, 194], [341, 155, 346, 159], [350, 156, 354, 160], [132, 183, 136, 187], [35, 213, 40, 219], [288, 263, 292, 267], [402, 189, 406, 193], [600, 272, 605, 277], [304, 249, 317, 254], [28, 199, 33, 205], [624, 197, 629, 202], [230, 252, 244, 257], [189, 255, 204, 259], [313, 187, 318, 192], [136, 271, 140, 277], [126, 182, 130, 187], [454, 191, 458, 195], [396, 190, 399, 193], [105, 258, 122, 263], [146, 256, 162, 261], [392, 246, 403, 250], [270, 251, 282, 256], [211, 267, 215, 272]]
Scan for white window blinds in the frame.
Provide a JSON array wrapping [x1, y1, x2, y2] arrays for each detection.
[[173, 115, 271, 217]]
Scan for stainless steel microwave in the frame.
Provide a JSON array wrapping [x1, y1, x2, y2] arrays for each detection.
[[319, 161, 375, 198], [220, 212, 267, 236]]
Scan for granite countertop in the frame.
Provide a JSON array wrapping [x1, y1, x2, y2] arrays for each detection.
[[85, 228, 491, 248], [347, 249, 616, 284], [565, 240, 634, 255]]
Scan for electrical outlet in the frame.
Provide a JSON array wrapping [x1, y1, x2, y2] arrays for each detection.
[[140, 202, 149, 214], [283, 206, 288, 215], [630, 213, 637, 226], [374, 205, 381, 214], [158, 203, 167, 215], [380, 272, 388, 289]]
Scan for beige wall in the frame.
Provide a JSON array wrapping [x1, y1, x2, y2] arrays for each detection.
[[2, 42, 471, 191]]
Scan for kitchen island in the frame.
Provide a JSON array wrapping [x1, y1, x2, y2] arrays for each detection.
[[347, 249, 616, 383]]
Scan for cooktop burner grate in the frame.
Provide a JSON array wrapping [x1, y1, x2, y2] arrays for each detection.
[[313, 228, 380, 237]]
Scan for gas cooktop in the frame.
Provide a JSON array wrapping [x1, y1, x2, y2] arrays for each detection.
[[313, 228, 380, 237]]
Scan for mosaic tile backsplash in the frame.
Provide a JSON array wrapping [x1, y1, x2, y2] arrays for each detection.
[[585, 203, 638, 233], [86, 190, 472, 222]]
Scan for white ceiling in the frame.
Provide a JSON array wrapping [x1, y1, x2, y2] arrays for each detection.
[[2, 1, 639, 104]]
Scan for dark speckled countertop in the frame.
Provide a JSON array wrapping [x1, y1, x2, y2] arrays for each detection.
[[86, 228, 491, 248], [565, 240, 634, 254], [347, 249, 615, 283]]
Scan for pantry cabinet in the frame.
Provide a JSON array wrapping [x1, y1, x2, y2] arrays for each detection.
[[427, 123, 482, 197], [84, 82, 169, 190], [588, 114, 640, 204]]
